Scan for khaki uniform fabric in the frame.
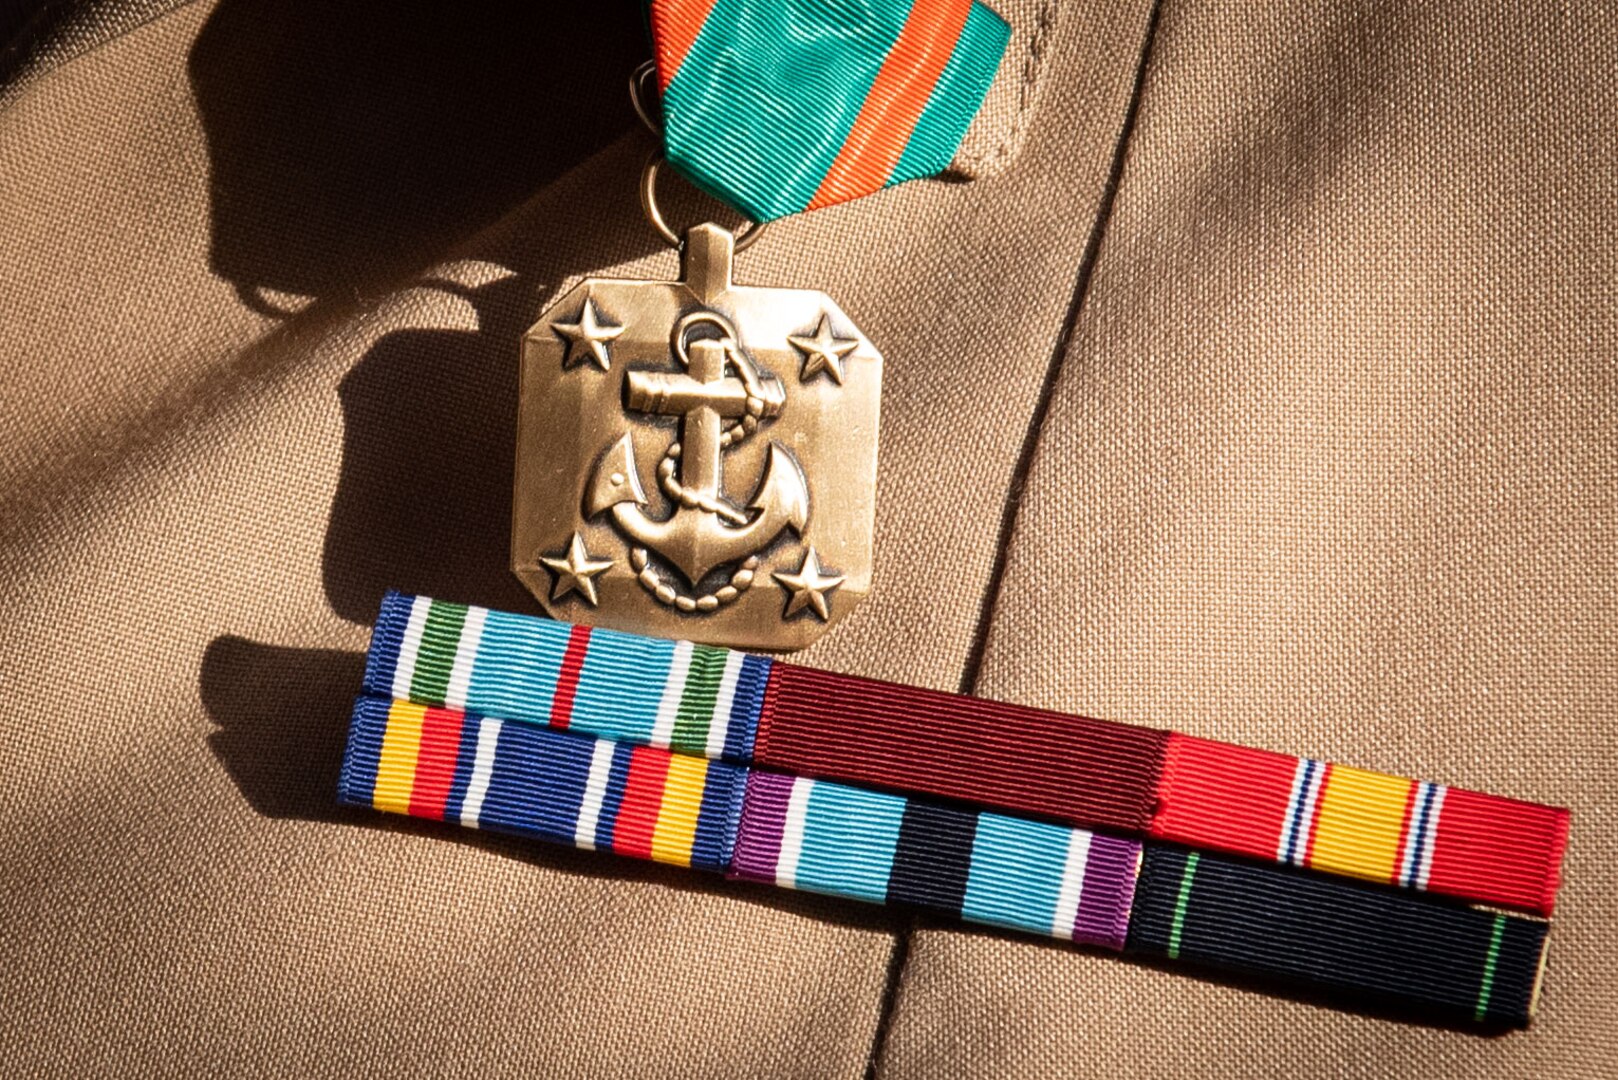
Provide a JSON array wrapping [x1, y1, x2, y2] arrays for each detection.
[[0, 1, 1611, 1078]]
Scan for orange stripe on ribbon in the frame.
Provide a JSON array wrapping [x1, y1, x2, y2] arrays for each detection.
[[807, 0, 972, 211], [653, 0, 722, 91]]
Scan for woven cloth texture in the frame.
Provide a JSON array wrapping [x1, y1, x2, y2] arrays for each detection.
[[1, 0, 1613, 1078], [879, 1, 1617, 1078], [340, 697, 748, 871]]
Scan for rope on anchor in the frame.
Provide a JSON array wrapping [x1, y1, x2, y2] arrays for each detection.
[[633, 549, 759, 612], [636, 335, 775, 611], [656, 339, 769, 526]]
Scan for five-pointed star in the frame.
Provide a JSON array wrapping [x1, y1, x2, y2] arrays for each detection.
[[540, 532, 615, 606], [552, 294, 624, 371], [788, 313, 859, 385], [772, 546, 845, 621]]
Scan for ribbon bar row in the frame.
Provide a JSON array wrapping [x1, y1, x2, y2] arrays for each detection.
[[364, 593, 1570, 915], [340, 695, 1548, 1027]]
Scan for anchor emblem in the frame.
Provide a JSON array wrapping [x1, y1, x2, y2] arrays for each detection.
[[586, 311, 810, 609], [513, 222, 882, 650]]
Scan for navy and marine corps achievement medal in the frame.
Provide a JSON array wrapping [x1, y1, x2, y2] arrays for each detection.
[[515, 220, 880, 650], [511, 0, 1013, 650]]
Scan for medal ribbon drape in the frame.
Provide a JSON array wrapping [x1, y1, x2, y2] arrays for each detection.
[[339, 694, 1550, 1027], [513, 5, 1012, 644], [365, 593, 1571, 916], [647, 0, 1012, 221]]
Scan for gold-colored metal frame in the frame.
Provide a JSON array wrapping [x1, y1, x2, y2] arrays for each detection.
[[513, 224, 882, 650]]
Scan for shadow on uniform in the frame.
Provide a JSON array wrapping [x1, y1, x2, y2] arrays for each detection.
[[188, 0, 888, 932]]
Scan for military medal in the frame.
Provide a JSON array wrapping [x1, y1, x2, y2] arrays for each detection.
[[514, 0, 1013, 649], [515, 211, 881, 649]]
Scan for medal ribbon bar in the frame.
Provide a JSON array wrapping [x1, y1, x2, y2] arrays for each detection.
[[365, 593, 1569, 916], [339, 694, 1549, 1027]]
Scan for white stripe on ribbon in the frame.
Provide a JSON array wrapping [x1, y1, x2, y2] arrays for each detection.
[[706, 650, 746, 759], [1416, 786, 1447, 891], [1396, 781, 1428, 887], [650, 640, 695, 749], [443, 604, 488, 709], [459, 717, 502, 828], [1293, 763, 1328, 866], [391, 595, 432, 700], [1051, 830, 1093, 941], [1276, 758, 1312, 864], [574, 738, 617, 851], [777, 778, 815, 890]]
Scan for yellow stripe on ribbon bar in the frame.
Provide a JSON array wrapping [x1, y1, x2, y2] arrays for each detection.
[[373, 700, 427, 814], [649, 752, 710, 866], [1309, 766, 1412, 883]]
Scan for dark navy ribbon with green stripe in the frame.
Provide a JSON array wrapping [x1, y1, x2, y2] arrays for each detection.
[[648, 0, 1012, 221], [1128, 847, 1547, 1027]]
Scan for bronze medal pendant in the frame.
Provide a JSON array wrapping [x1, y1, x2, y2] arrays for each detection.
[[514, 202, 881, 650]]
